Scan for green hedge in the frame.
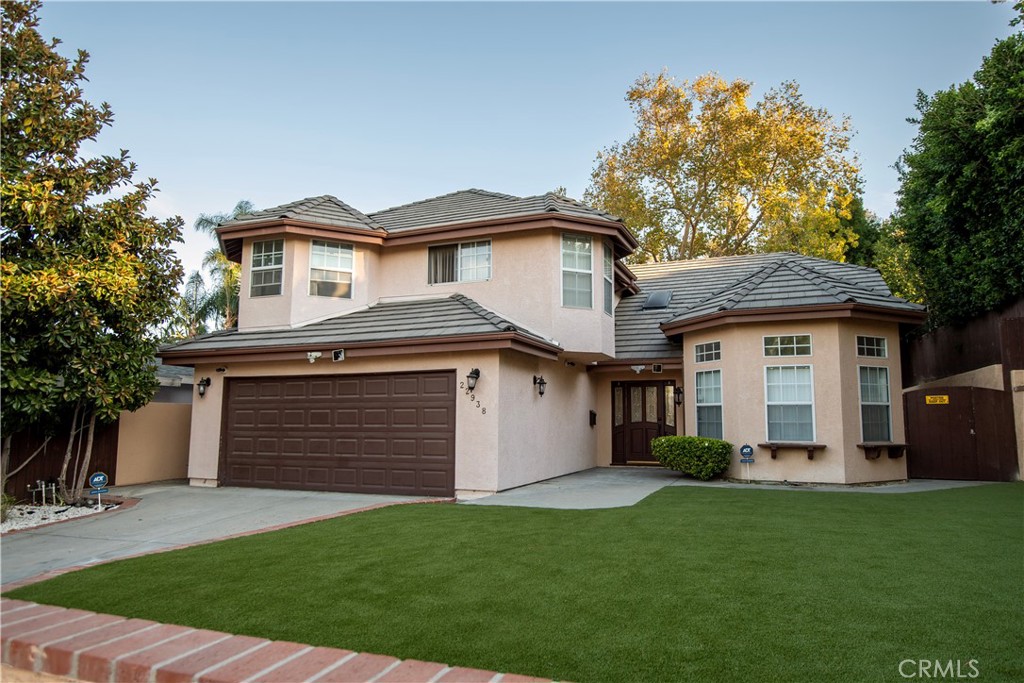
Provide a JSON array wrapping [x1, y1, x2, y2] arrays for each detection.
[[651, 436, 734, 481]]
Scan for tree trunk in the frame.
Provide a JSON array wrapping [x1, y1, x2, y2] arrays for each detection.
[[71, 411, 98, 504], [58, 402, 83, 503]]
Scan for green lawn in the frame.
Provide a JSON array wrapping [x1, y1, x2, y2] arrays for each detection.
[[7, 484, 1023, 682]]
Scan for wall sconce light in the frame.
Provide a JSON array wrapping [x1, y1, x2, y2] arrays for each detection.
[[533, 375, 547, 397], [674, 386, 684, 406], [197, 377, 212, 398], [466, 368, 480, 391]]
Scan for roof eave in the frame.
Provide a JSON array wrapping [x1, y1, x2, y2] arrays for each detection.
[[158, 331, 562, 366], [218, 219, 387, 262], [659, 303, 928, 336]]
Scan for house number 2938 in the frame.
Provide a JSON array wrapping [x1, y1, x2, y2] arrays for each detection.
[[459, 382, 487, 415]]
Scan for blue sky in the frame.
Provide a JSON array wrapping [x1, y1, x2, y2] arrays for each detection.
[[37, 1, 1017, 278]]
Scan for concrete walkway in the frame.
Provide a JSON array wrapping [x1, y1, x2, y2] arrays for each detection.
[[1, 483, 436, 587], [463, 466, 995, 509]]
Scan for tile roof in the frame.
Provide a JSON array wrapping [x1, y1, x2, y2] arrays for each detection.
[[368, 188, 622, 233], [160, 294, 558, 356], [219, 195, 385, 232], [614, 253, 925, 360]]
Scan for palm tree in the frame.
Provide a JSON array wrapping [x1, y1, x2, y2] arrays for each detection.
[[194, 200, 254, 329], [161, 271, 216, 340]]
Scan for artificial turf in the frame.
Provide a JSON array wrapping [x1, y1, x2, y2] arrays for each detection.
[[6, 484, 1022, 682]]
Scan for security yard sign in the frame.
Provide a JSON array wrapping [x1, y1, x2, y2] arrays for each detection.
[[925, 395, 950, 405]]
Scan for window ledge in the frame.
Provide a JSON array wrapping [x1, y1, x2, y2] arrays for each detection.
[[757, 442, 827, 460], [857, 442, 907, 460]]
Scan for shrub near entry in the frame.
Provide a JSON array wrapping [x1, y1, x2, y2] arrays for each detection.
[[651, 436, 733, 480]]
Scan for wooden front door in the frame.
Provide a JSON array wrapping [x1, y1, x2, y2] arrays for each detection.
[[611, 381, 677, 464]]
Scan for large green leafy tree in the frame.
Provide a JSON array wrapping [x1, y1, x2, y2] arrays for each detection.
[[893, 4, 1024, 327], [0, 0, 183, 500], [586, 72, 861, 263]]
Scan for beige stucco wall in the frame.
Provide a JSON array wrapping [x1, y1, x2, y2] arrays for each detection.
[[1012, 369, 1024, 479], [371, 230, 616, 359], [680, 318, 907, 484], [116, 403, 191, 485], [904, 364, 1006, 392], [186, 351, 506, 494], [237, 236, 381, 331], [495, 351, 600, 490]]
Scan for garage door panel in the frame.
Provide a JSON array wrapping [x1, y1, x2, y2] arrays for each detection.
[[223, 372, 455, 496]]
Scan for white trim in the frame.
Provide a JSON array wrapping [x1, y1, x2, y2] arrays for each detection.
[[763, 364, 816, 442], [856, 335, 889, 359], [308, 239, 355, 299], [694, 340, 722, 363], [762, 333, 813, 358], [857, 364, 892, 442], [249, 238, 285, 298], [695, 368, 724, 439], [561, 233, 593, 309], [428, 239, 493, 285]]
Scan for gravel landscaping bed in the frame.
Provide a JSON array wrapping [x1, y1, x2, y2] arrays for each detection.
[[1, 502, 118, 534]]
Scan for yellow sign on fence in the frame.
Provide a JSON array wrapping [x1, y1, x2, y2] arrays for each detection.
[[925, 395, 950, 405]]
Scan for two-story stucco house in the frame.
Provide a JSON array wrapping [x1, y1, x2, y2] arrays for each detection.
[[160, 189, 926, 497]]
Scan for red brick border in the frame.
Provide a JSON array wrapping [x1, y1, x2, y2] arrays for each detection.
[[0, 598, 553, 683]]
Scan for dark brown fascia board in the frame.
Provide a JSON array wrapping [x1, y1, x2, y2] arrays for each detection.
[[382, 214, 639, 252], [218, 220, 387, 262], [614, 261, 641, 295], [159, 331, 562, 367], [588, 359, 683, 373], [659, 303, 929, 336]]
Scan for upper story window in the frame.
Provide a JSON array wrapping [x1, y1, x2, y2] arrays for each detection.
[[856, 335, 888, 358], [562, 233, 592, 309], [603, 241, 614, 316], [764, 334, 812, 357], [695, 341, 721, 363], [250, 239, 284, 297], [429, 240, 491, 284], [309, 240, 353, 298]]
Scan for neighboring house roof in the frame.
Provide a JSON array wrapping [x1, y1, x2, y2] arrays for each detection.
[[368, 188, 623, 233], [220, 195, 385, 232], [614, 253, 926, 359], [155, 363, 194, 387], [160, 294, 561, 362]]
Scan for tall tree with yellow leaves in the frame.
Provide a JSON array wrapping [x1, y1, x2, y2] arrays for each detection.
[[586, 72, 861, 263]]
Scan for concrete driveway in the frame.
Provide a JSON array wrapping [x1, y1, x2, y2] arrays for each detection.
[[1, 484, 432, 587]]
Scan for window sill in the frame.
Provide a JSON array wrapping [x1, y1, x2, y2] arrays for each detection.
[[857, 442, 907, 460], [757, 442, 827, 460]]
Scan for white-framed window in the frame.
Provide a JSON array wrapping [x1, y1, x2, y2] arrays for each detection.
[[765, 365, 815, 442], [562, 233, 592, 309], [695, 341, 721, 363], [603, 240, 614, 316], [695, 370, 723, 439], [764, 334, 812, 357], [250, 239, 284, 297], [309, 240, 354, 298], [428, 240, 491, 284], [857, 335, 888, 358], [859, 366, 892, 442]]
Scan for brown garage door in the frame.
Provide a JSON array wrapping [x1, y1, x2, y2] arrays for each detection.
[[222, 372, 455, 496]]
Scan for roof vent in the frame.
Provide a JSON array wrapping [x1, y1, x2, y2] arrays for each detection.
[[642, 291, 673, 310]]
